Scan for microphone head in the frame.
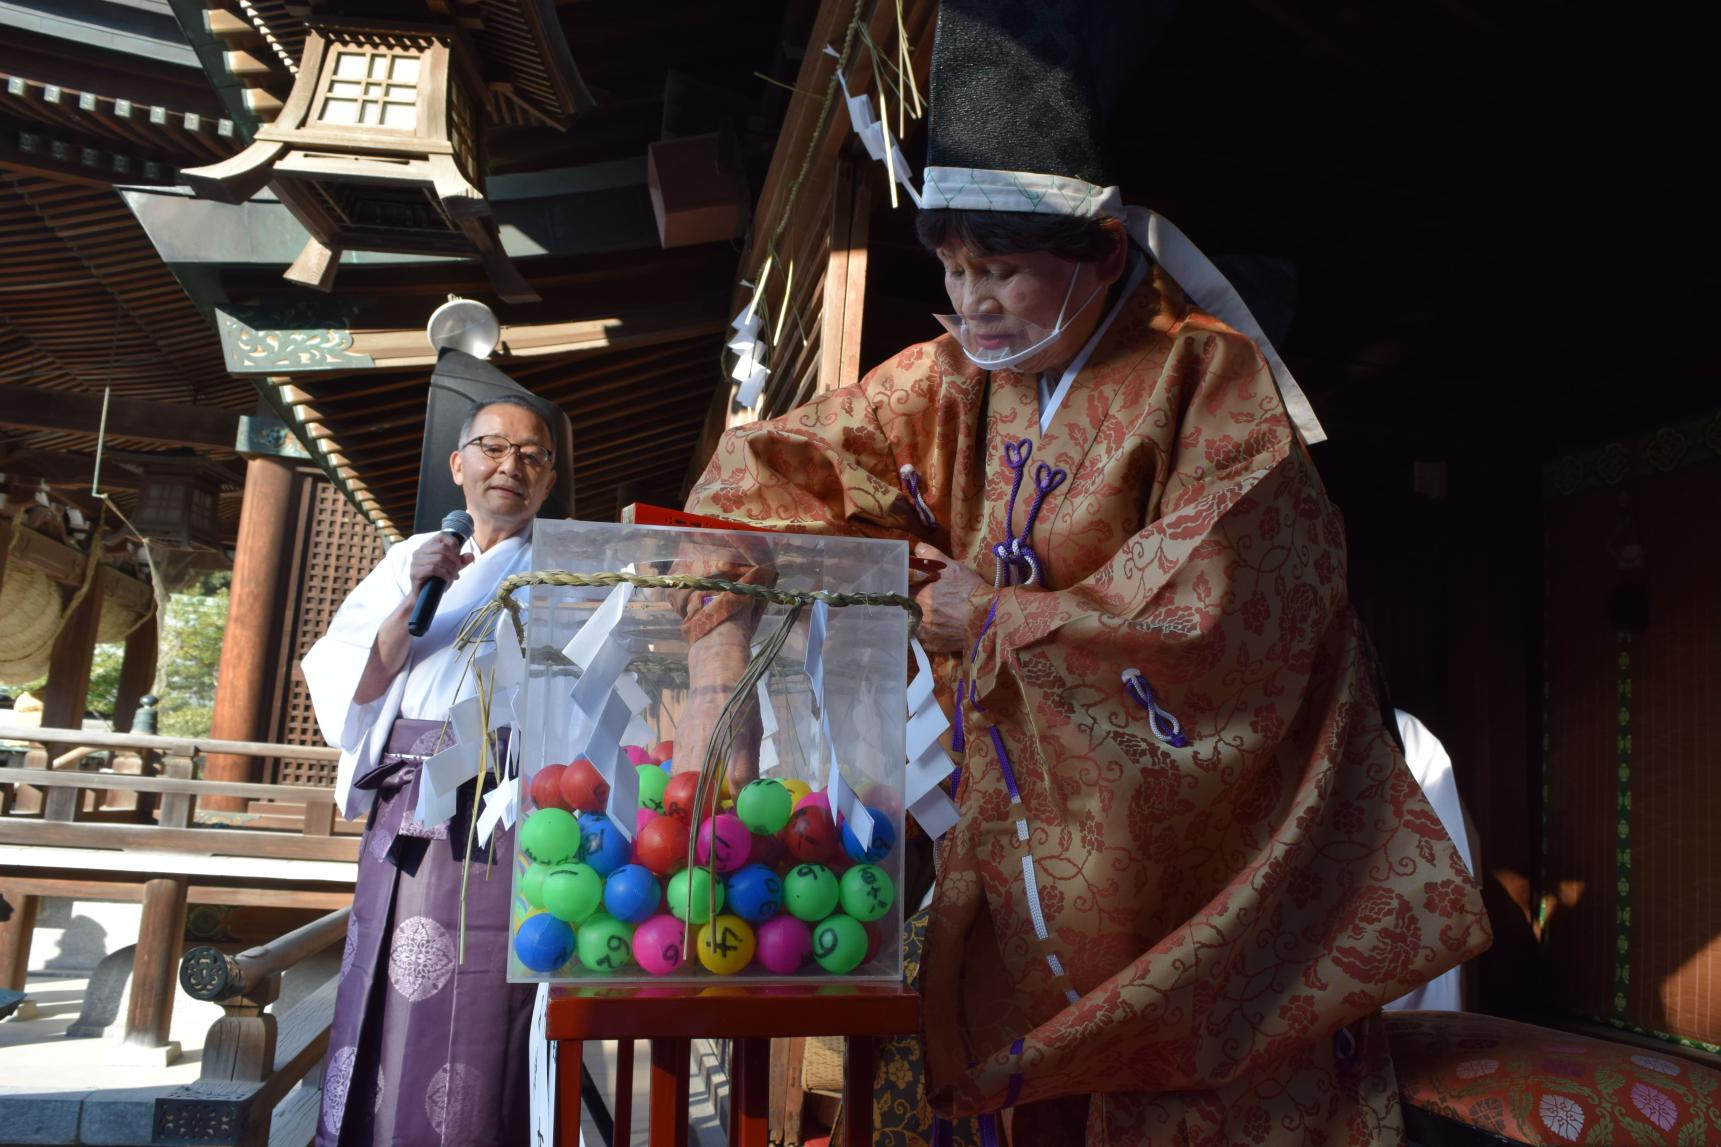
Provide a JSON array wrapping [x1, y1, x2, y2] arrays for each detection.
[[441, 510, 475, 541]]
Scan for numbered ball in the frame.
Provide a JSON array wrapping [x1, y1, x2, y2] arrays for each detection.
[[782, 805, 837, 863], [632, 913, 687, 976], [579, 812, 631, 877], [652, 740, 675, 765], [842, 807, 897, 864], [811, 914, 868, 974], [529, 763, 571, 812], [520, 863, 549, 910], [782, 864, 840, 922], [514, 913, 575, 973], [839, 864, 896, 922], [696, 914, 757, 975], [755, 915, 813, 974], [542, 862, 603, 924], [663, 771, 715, 824], [694, 814, 752, 874], [726, 864, 783, 923], [603, 863, 662, 924], [735, 779, 794, 835], [633, 814, 688, 877], [636, 764, 668, 814], [748, 831, 785, 869], [576, 912, 635, 974], [558, 757, 610, 814], [667, 867, 726, 925], [623, 744, 654, 765], [520, 807, 582, 866]]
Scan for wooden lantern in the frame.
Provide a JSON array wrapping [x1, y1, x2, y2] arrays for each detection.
[[182, 21, 535, 302], [132, 462, 225, 551]]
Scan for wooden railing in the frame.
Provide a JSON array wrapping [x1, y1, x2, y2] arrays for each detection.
[[158, 908, 351, 1147]]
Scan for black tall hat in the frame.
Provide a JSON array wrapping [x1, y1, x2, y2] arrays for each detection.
[[414, 350, 576, 535]]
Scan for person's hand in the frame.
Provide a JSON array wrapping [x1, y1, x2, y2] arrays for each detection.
[[407, 532, 472, 596], [911, 541, 987, 654], [675, 622, 762, 797]]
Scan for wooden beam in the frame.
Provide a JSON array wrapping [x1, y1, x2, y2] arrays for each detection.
[[0, 383, 241, 450]]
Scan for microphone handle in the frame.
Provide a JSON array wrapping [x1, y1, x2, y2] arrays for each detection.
[[407, 575, 450, 637]]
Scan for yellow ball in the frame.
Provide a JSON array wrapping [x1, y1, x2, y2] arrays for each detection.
[[695, 914, 757, 975], [782, 779, 813, 805]]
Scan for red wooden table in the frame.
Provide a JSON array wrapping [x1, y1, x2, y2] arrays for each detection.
[[547, 982, 920, 1146]]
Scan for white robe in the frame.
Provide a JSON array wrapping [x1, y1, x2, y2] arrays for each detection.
[[1385, 709, 1478, 1012], [302, 524, 534, 821]]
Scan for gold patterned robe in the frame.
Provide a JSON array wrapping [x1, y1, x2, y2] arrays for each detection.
[[687, 267, 1491, 1145]]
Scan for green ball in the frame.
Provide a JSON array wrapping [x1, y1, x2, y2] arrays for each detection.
[[667, 867, 726, 925], [637, 764, 669, 813], [576, 912, 635, 974], [735, 778, 794, 835], [782, 863, 840, 922], [520, 807, 582, 866], [542, 862, 603, 924], [520, 863, 548, 910], [838, 864, 895, 922], [811, 914, 868, 974]]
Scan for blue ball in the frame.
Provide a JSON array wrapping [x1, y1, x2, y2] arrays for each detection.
[[659, 758, 674, 773], [579, 812, 631, 877], [726, 863, 783, 923], [603, 864, 662, 924], [513, 913, 575, 973], [842, 807, 896, 864]]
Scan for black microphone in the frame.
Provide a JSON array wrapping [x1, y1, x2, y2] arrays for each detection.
[[407, 510, 475, 637]]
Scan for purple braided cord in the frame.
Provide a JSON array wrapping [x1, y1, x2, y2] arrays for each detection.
[[1003, 1037, 1026, 1107], [979, 1114, 1002, 1147], [1124, 671, 1190, 748], [952, 678, 967, 753], [931, 1118, 954, 1147]]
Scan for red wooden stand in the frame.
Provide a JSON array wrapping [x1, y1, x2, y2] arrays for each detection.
[[547, 982, 920, 1146]]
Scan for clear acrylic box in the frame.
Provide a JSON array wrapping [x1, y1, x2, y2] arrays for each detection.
[[506, 520, 909, 984]]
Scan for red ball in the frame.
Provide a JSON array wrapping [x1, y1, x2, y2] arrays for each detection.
[[747, 830, 785, 868], [652, 740, 675, 765], [634, 814, 689, 877], [663, 771, 715, 825], [782, 805, 836, 863], [863, 920, 886, 965], [558, 757, 610, 813], [530, 763, 570, 812]]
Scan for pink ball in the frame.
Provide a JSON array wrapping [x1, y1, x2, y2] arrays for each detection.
[[794, 790, 831, 815], [632, 914, 688, 976], [636, 808, 656, 833], [755, 915, 812, 975], [623, 744, 655, 765], [694, 813, 752, 874]]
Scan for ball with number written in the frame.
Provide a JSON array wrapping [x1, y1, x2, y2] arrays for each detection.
[[694, 813, 751, 874], [519, 808, 582, 866], [513, 912, 575, 973], [725, 863, 783, 923], [663, 771, 716, 824], [782, 805, 837, 863], [782, 863, 840, 922], [631, 913, 687, 976], [810, 913, 868, 974], [667, 866, 726, 925], [841, 806, 896, 864], [838, 864, 895, 922], [695, 914, 757, 975], [735, 778, 794, 835], [558, 757, 610, 814], [576, 912, 635, 974], [541, 862, 603, 924], [579, 812, 630, 877], [635, 764, 668, 813], [633, 814, 687, 877], [602, 864, 661, 924]]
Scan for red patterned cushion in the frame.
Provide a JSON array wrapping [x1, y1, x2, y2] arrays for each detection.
[[1386, 1011, 1721, 1144]]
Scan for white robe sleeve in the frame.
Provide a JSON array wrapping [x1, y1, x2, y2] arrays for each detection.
[[301, 537, 416, 821]]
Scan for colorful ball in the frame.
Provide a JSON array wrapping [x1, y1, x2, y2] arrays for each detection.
[[839, 864, 895, 922], [576, 912, 635, 974], [529, 763, 570, 812], [636, 808, 656, 834], [695, 914, 757, 975], [603, 864, 661, 924], [663, 771, 714, 824], [842, 807, 896, 864], [863, 920, 886, 965], [667, 867, 726, 925], [632, 913, 687, 975], [694, 813, 752, 874], [782, 804, 837, 863], [782, 863, 840, 922], [513, 912, 575, 973], [519, 807, 582, 865], [811, 914, 868, 974], [782, 778, 813, 805], [579, 812, 630, 877], [634, 814, 688, 876], [636, 764, 668, 813], [726, 864, 783, 923], [755, 915, 812, 974], [735, 778, 794, 835], [542, 862, 603, 924], [558, 756, 610, 813], [794, 790, 831, 815], [623, 744, 654, 765], [747, 831, 786, 869], [652, 740, 675, 765], [520, 863, 549, 909]]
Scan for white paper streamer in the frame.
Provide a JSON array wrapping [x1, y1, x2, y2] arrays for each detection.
[[823, 45, 922, 207], [903, 637, 959, 837], [563, 582, 633, 670]]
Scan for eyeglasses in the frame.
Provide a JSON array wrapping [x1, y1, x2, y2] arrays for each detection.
[[463, 434, 553, 469]]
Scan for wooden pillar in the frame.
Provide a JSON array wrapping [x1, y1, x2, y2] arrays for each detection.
[[40, 570, 106, 731], [0, 892, 39, 992], [120, 876, 187, 1061], [113, 611, 159, 733], [205, 456, 297, 810]]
